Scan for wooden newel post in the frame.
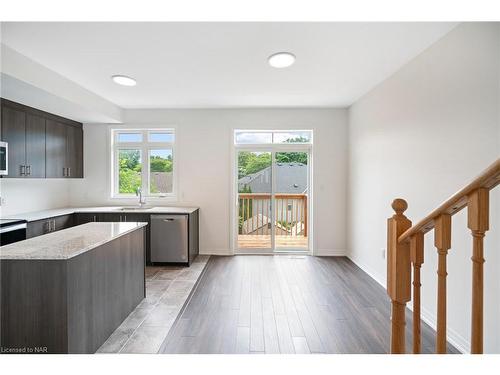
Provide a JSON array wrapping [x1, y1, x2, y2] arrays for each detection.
[[387, 198, 412, 354]]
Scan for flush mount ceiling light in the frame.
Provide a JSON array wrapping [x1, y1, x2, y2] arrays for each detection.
[[111, 75, 137, 86], [268, 52, 296, 68]]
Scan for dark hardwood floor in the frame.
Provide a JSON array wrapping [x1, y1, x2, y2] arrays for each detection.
[[159, 255, 459, 354]]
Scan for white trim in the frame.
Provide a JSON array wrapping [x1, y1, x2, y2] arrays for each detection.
[[200, 249, 232, 256], [314, 249, 347, 256]]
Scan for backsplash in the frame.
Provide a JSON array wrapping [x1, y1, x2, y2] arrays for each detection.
[[0, 179, 71, 216]]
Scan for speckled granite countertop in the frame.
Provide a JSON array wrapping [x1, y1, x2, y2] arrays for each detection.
[[0, 222, 148, 260], [2, 206, 199, 222]]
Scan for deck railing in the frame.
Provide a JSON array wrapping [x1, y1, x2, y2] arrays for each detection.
[[387, 158, 500, 354], [238, 193, 307, 237]]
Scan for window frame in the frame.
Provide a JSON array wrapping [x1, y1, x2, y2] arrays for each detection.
[[234, 130, 313, 145], [111, 128, 176, 199]]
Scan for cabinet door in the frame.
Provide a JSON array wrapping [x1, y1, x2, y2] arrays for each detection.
[[55, 214, 74, 231], [26, 220, 47, 239], [25, 113, 46, 178], [66, 125, 83, 178], [75, 213, 99, 225], [46, 119, 67, 178], [99, 213, 122, 222], [1, 105, 26, 177]]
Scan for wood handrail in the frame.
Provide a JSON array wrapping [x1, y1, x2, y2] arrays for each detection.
[[387, 158, 499, 354], [398, 158, 500, 244]]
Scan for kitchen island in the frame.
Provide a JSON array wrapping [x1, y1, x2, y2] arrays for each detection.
[[0, 222, 147, 354], [3, 205, 200, 266]]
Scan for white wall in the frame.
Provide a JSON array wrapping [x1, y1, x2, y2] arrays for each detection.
[[0, 179, 71, 216], [70, 108, 348, 256], [348, 22, 500, 353]]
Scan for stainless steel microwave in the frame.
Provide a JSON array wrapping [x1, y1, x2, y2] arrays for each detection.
[[0, 142, 7, 175]]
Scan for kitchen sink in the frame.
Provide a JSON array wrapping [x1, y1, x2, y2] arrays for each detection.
[[116, 206, 154, 211]]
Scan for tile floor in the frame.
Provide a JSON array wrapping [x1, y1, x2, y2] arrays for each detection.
[[97, 255, 210, 354]]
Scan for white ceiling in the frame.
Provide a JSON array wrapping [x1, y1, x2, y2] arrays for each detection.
[[0, 22, 457, 109]]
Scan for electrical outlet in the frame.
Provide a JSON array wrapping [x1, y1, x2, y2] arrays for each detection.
[[381, 248, 386, 259]]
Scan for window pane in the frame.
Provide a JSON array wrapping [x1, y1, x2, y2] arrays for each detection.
[[118, 149, 142, 194], [150, 149, 173, 194], [273, 131, 312, 144], [235, 132, 272, 144], [117, 132, 142, 142], [149, 132, 174, 142]]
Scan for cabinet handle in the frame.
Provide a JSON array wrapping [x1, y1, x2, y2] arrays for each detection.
[[62, 167, 66, 177], [26, 165, 31, 176], [124, 215, 127, 221], [53, 219, 56, 231], [93, 215, 96, 222], [20, 165, 26, 176], [68, 167, 71, 177]]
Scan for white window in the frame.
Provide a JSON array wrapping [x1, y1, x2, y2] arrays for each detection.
[[111, 129, 176, 198], [234, 130, 312, 145]]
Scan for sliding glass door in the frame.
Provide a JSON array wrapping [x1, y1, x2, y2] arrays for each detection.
[[235, 136, 311, 253], [274, 151, 308, 250], [237, 150, 273, 250]]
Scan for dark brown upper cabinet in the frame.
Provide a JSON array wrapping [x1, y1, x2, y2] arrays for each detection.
[[1, 104, 26, 177], [65, 124, 83, 178], [46, 119, 68, 178], [1, 99, 83, 179], [0, 104, 47, 178], [25, 113, 47, 178]]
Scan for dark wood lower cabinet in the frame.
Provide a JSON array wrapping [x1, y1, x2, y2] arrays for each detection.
[[0, 227, 145, 354], [26, 214, 74, 239]]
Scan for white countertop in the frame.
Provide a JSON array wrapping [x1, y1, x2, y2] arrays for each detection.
[[0, 222, 148, 260], [2, 205, 199, 222]]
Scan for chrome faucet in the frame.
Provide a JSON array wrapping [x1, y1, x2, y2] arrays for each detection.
[[136, 187, 146, 206]]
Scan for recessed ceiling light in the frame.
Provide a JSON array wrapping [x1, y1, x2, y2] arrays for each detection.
[[111, 75, 137, 86], [268, 52, 296, 68]]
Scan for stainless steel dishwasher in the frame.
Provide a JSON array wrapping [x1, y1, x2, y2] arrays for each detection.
[[150, 215, 188, 263]]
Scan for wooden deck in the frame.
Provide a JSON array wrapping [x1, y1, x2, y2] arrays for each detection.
[[238, 235, 308, 249]]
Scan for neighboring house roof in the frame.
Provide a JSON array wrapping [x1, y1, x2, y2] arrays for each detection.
[[238, 162, 307, 193]]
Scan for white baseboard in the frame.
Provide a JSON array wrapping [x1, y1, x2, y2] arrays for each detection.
[[313, 248, 347, 256], [347, 254, 469, 353], [200, 249, 233, 256], [347, 254, 386, 288], [419, 306, 469, 353]]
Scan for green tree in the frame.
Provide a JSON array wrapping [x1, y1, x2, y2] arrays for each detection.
[[150, 155, 173, 172], [118, 150, 141, 194]]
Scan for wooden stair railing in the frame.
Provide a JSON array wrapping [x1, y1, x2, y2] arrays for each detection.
[[387, 158, 500, 354]]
